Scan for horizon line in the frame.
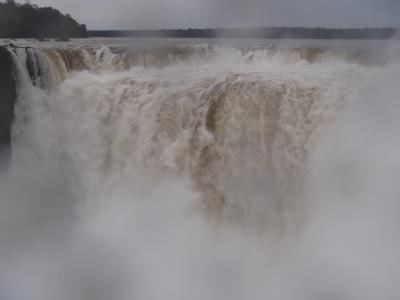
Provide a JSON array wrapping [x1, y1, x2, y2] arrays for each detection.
[[88, 26, 400, 31]]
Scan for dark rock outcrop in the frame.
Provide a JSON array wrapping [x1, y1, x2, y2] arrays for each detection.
[[0, 46, 16, 164]]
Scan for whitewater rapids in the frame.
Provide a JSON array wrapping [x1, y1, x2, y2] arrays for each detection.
[[1, 41, 400, 300]]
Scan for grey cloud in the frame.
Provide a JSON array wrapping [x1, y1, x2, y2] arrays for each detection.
[[32, 0, 400, 29]]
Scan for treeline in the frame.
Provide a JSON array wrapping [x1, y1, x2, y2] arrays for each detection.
[[0, 0, 87, 39], [90, 27, 399, 39]]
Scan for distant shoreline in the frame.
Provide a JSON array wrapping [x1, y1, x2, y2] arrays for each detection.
[[88, 27, 399, 40]]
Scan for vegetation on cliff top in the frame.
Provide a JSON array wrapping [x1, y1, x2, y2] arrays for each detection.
[[0, 0, 87, 39]]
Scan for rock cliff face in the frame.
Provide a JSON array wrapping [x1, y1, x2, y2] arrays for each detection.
[[0, 46, 16, 163]]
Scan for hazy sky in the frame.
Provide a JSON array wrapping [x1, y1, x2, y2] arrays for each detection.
[[32, 0, 400, 29]]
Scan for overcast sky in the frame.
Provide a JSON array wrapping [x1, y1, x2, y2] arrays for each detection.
[[32, 0, 400, 29]]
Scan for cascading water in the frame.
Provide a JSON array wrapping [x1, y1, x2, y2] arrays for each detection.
[[1, 41, 400, 300], [7, 44, 365, 229]]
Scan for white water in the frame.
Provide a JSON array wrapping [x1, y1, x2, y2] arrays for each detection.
[[1, 42, 400, 300]]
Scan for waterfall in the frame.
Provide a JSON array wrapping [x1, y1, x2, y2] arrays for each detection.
[[6, 44, 367, 231], [1, 41, 400, 300]]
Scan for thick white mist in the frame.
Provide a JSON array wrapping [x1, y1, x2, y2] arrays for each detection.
[[306, 62, 400, 300], [1, 43, 400, 300]]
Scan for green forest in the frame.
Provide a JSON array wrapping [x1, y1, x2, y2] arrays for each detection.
[[0, 0, 87, 39]]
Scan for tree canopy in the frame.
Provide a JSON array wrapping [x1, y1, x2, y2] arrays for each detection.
[[0, 0, 87, 38]]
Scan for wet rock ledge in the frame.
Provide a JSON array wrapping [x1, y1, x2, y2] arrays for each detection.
[[0, 46, 16, 163]]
